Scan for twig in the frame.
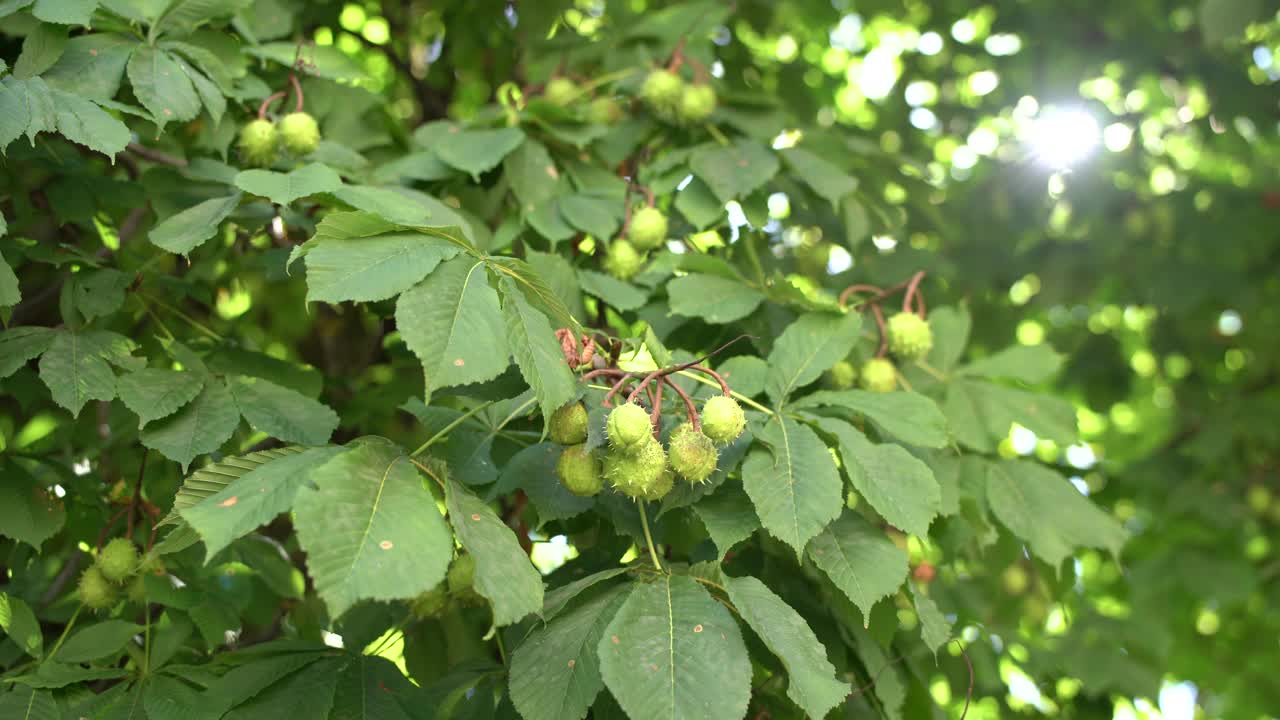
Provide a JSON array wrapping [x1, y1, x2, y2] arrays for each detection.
[[287, 73, 305, 112], [258, 90, 288, 119], [638, 503, 663, 572], [871, 303, 888, 357], [125, 143, 188, 168], [902, 271, 926, 315], [662, 377, 700, 432], [126, 451, 147, 538], [952, 640, 974, 720], [648, 380, 664, 438], [411, 400, 498, 457]]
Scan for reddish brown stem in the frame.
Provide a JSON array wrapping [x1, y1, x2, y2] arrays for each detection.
[[287, 73, 305, 113], [580, 368, 628, 383], [901, 271, 926, 315], [871, 303, 888, 358], [258, 91, 288, 119], [687, 364, 731, 395], [604, 373, 635, 407], [837, 284, 885, 309], [667, 38, 686, 71], [648, 381, 664, 439], [627, 369, 665, 404], [662, 377, 700, 432], [96, 507, 130, 551]]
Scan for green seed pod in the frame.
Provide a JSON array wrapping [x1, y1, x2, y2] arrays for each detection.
[[279, 112, 321, 156], [701, 395, 746, 445], [824, 360, 858, 390], [641, 68, 684, 116], [602, 239, 646, 281], [97, 537, 138, 583], [860, 357, 897, 392], [642, 467, 675, 501], [556, 443, 604, 497], [667, 422, 718, 483], [78, 566, 119, 611], [606, 402, 652, 451], [549, 402, 589, 445], [629, 207, 668, 252], [604, 439, 667, 499], [544, 77, 580, 107], [410, 584, 449, 619], [237, 118, 279, 167], [677, 84, 717, 123], [126, 575, 148, 604], [886, 312, 933, 361], [588, 96, 624, 125]]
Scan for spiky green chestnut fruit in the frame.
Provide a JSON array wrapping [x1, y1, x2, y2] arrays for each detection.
[[701, 395, 745, 445], [410, 585, 449, 619], [641, 69, 684, 116], [825, 360, 857, 390], [602, 239, 645, 281], [279, 112, 321, 156], [607, 402, 652, 451], [678, 84, 717, 123], [78, 566, 118, 611], [604, 439, 667, 498], [97, 538, 138, 582], [629, 207, 668, 251], [642, 468, 674, 501], [549, 402, 589, 445], [860, 358, 897, 392], [238, 119, 278, 167], [588, 96, 623, 125], [126, 575, 148, 604], [887, 312, 933, 360], [667, 423, 717, 483], [544, 77, 579, 107], [557, 444, 604, 497]]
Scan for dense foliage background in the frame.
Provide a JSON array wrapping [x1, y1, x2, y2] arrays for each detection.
[[1, 0, 1277, 718]]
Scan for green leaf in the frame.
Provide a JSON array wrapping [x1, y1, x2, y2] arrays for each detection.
[[180, 446, 345, 561], [541, 567, 630, 621], [332, 185, 433, 225], [578, 269, 647, 311], [986, 460, 1126, 567], [723, 575, 850, 718], [294, 437, 452, 617], [811, 416, 941, 537], [9, 660, 128, 688], [807, 511, 908, 619], [153, 0, 252, 38], [227, 375, 338, 445], [329, 655, 417, 720], [13, 22, 68, 79], [0, 686, 58, 720], [851, 625, 904, 720], [691, 484, 759, 558], [117, 367, 204, 427], [959, 343, 1064, 384], [910, 583, 951, 656], [445, 475, 544, 626], [70, 268, 130, 322], [780, 147, 857, 206], [49, 88, 130, 157], [244, 42, 366, 81], [499, 276, 577, 426], [504, 137, 559, 210], [597, 576, 751, 720], [496, 444, 594, 527], [559, 193, 619, 240], [509, 584, 628, 720], [667, 273, 764, 324], [0, 592, 43, 658], [222, 656, 343, 720], [396, 256, 509, 401], [945, 379, 1077, 450], [488, 256, 580, 331], [37, 328, 118, 416], [140, 379, 241, 470], [42, 33, 135, 102], [127, 46, 202, 131], [234, 163, 343, 206], [32, 0, 97, 25], [795, 389, 949, 448], [53, 620, 142, 663], [304, 231, 461, 304], [434, 127, 525, 179], [764, 311, 861, 404], [0, 78, 31, 150], [926, 305, 970, 372], [527, 198, 577, 244], [0, 465, 65, 550], [0, 326, 55, 378], [149, 194, 242, 255], [741, 416, 842, 558], [841, 195, 870, 251], [689, 140, 780, 202], [673, 176, 724, 229]]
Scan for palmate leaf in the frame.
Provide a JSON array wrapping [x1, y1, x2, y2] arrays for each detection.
[[723, 575, 850, 718], [53, 620, 143, 663], [807, 511, 908, 619], [445, 475, 543, 626], [170, 446, 311, 516], [396, 256, 510, 401], [294, 437, 453, 617], [0, 592, 43, 658], [234, 163, 343, 206], [37, 328, 121, 416], [812, 415, 942, 537], [304, 230, 461, 304], [764, 311, 861, 405], [509, 583, 629, 720], [126, 46, 201, 132], [795, 389, 949, 448], [667, 273, 764, 324], [958, 343, 1064, 384], [0, 463, 66, 550], [227, 375, 339, 446], [117, 367, 205, 428], [180, 446, 346, 561], [946, 379, 1078, 451], [148, 194, 242, 255], [741, 416, 842, 558], [329, 655, 418, 720], [0, 326, 55, 378], [0, 686, 59, 720], [597, 576, 751, 720], [140, 379, 240, 470]]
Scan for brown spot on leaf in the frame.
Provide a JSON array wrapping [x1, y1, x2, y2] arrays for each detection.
[[545, 165, 559, 179], [219, 497, 238, 507], [471, 513, 482, 521], [611, 635, 620, 644], [453, 358, 465, 366], [89, 49, 98, 55], [379, 540, 394, 550], [737, 159, 749, 167], [567, 659, 576, 668], [693, 624, 703, 633]]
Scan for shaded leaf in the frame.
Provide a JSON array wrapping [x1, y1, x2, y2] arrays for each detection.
[[117, 368, 204, 428], [986, 460, 1126, 567], [499, 276, 577, 426], [434, 127, 525, 178], [0, 592, 43, 658], [227, 375, 338, 445], [37, 328, 118, 416], [446, 475, 544, 626], [690, 140, 779, 202], [127, 46, 201, 131], [796, 389, 948, 448], [807, 511, 908, 619], [667, 273, 763, 324], [764, 311, 861, 404], [234, 163, 343, 206], [140, 379, 241, 470], [53, 620, 142, 663], [149, 194, 241, 255], [305, 230, 461, 304], [780, 147, 857, 206], [959, 344, 1064, 384], [910, 583, 951, 656], [0, 326, 56, 378]]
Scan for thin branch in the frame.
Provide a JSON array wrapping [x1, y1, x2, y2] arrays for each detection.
[[125, 143, 188, 168]]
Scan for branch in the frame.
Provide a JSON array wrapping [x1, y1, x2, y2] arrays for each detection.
[[124, 143, 188, 168]]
